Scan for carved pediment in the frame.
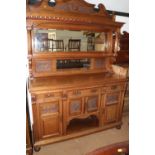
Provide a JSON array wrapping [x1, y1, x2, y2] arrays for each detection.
[[37, 0, 110, 17], [54, 0, 95, 14]]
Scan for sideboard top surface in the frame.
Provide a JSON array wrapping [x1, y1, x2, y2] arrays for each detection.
[[29, 73, 127, 92]]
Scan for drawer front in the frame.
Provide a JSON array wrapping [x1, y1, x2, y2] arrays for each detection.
[[67, 90, 83, 97], [101, 84, 125, 93], [33, 92, 62, 103], [67, 88, 100, 97]]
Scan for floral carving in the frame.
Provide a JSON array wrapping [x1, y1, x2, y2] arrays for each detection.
[[106, 93, 119, 104], [70, 100, 81, 113], [54, 0, 95, 14], [41, 104, 58, 114], [87, 97, 98, 111], [36, 60, 51, 72]]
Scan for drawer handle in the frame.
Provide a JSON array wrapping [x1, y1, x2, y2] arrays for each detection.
[[91, 89, 97, 93], [111, 85, 118, 89], [62, 94, 68, 100], [73, 90, 81, 95], [31, 95, 36, 102], [45, 93, 54, 98]]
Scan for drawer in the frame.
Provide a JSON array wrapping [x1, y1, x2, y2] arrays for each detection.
[[67, 89, 84, 97], [67, 88, 100, 97], [34, 92, 62, 103], [101, 84, 125, 93]]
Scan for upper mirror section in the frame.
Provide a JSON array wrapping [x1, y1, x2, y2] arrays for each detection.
[[32, 29, 111, 53]]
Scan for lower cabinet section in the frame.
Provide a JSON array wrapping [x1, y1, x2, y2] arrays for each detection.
[[31, 83, 126, 151]]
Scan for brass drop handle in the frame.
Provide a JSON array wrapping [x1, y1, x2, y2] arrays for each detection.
[[31, 95, 36, 102], [62, 94, 68, 100], [91, 89, 97, 93], [73, 90, 81, 95], [111, 85, 117, 90], [45, 93, 54, 98]]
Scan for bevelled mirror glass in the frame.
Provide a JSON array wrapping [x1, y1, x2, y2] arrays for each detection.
[[32, 29, 110, 53]]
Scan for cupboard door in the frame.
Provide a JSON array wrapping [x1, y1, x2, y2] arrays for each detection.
[[68, 98, 83, 117], [39, 100, 62, 139], [104, 104, 118, 123], [85, 96, 99, 112], [102, 92, 121, 124]]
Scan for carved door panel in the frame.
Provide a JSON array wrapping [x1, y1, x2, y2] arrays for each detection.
[[68, 98, 83, 117], [85, 95, 99, 113], [102, 92, 121, 124], [39, 100, 62, 139]]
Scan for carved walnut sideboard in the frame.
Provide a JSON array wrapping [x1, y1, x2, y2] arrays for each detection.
[[26, 0, 127, 151]]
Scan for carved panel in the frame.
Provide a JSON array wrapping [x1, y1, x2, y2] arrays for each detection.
[[106, 93, 119, 105], [95, 59, 105, 69], [40, 103, 59, 115], [70, 100, 80, 112], [69, 99, 82, 115], [54, 0, 95, 14], [36, 60, 51, 72], [87, 96, 98, 112]]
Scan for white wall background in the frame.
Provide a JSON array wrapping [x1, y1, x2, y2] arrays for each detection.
[[85, 0, 129, 33], [116, 16, 129, 33], [85, 0, 129, 13]]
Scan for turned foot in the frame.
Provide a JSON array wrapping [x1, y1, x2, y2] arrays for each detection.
[[34, 146, 41, 152], [116, 125, 122, 129]]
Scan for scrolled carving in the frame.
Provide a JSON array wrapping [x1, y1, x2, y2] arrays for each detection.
[[70, 100, 81, 113], [36, 60, 51, 72], [87, 96, 98, 111], [72, 90, 81, 95], [53, 0, 95, 14], [41, 104, 58, 114], [98, 3, 110, 17], [31, 95, 36, 102], [106, 93, 119, 104]]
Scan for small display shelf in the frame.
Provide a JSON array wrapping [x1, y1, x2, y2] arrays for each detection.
[[67, 115, 99, 134]]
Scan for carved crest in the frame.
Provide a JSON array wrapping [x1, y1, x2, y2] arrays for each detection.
[[37, 0, 110, 16], [53, 0, 95, 14]]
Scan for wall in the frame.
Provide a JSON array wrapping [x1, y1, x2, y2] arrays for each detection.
[[85, 0, 129, 33], [85, 0, 129, 12], [116, 16, 129, 33]]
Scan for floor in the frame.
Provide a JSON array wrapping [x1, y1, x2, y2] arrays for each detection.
[[34, 114, 129, 155]]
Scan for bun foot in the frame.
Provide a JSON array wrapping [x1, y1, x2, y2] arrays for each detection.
[[34, 146, 41, 152], [116, 125, 121, 129]]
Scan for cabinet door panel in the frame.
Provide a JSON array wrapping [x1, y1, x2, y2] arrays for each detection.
[[39, 101, 62, 139], [86, 96, 98, 112], [106, 92, 120, 105], [102, 92, 121, 124], [104, 104, 118, 123], [69, 98, 83, 116], [41, 115, 60, 138], [40, 102, 59, 115]]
